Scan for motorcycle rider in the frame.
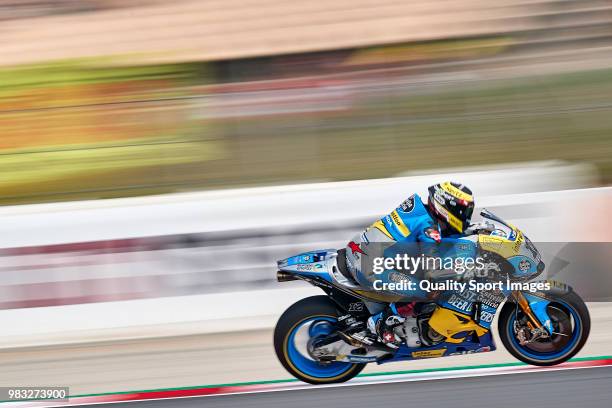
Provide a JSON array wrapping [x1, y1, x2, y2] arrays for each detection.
[[343, 181, 476, 348]]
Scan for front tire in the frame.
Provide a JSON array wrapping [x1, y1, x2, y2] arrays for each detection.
[[499, 291, 590, 366], [274, 296, 366, 384]]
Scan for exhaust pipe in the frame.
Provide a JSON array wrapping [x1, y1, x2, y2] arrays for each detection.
[[277, 271, 298, 282]]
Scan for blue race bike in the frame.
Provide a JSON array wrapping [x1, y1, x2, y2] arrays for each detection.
[[274, 210, 590, 384]]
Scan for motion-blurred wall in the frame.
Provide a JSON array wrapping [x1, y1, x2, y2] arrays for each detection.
[[0, 164, 608, 311], [0, 180, 610, 348]]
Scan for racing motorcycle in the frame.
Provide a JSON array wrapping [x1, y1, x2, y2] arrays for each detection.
[[274, 210, 590, 384]]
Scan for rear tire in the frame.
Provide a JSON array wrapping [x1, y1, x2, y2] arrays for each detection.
[[274, 296, 366, 384], [499, 291, 590, 366]]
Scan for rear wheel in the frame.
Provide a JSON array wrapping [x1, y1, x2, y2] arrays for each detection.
[[499, 292, 590, 366], [274, 296, 366, 384]]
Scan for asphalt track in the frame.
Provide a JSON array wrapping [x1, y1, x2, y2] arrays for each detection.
[[72, 366, 612, 408], [4, 302, 611, 396]]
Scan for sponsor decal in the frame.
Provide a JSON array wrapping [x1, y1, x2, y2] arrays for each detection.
[[350, 332, 374, 345], [478, 290, 505, 309], [480, 310, 495, 323], [399, 195, 415, 213], [448, 346, 491, 356], [491, 229, 507, 238], [348, 302, 365, 312], [549, 281, 568, 290], [296, 264, 315, 271], [519, 259, 531, 272], [389, 271, 410, 283], [347, 355, 378, 363], [390, 210, 411, 237], [513, 231, 524, 253], [383, 332, 396, 343], [411, 348, 446, 359], [447, 293, 473, 313], [425, 227, 441, 242], [433, 201, 448, 218], [441, 182, 473, 202], [445, 211, 464, 233], [348, 241, 366, 255]]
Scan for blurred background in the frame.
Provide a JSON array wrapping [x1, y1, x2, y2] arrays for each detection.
[[1, 0, 612, 204], [0, 0, 612, 396]]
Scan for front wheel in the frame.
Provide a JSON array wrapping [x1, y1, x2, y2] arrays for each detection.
[[499, 291, 590, 366], [274, 296, 366, 384]]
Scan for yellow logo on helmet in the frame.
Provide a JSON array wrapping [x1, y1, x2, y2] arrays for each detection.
[[441, 182, 473, 202], [433, 201, 464, 233], [446, 212, 464, 233]]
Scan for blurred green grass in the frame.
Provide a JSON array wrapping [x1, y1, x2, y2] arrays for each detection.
[[0, 59, 610, 205], [0, 58, 203, 99]]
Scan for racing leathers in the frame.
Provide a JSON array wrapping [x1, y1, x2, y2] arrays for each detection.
[[345, 193, 444, 286], [343, 193, 465, 348]]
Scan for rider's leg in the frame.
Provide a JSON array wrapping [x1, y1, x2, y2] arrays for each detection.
[[366, 303, 417, 348]]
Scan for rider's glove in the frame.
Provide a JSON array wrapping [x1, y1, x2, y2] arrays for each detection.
[[465, 221, 495, 235]]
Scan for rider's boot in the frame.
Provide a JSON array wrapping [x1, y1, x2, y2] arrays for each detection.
[[338, 314, 377, 346], [366, 304, 409, 349], [340, 303, 416, 349]]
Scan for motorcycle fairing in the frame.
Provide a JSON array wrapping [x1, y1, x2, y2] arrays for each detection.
[[277, 250, 337, 283], [428, 307, 488, 344], [511, 280, 575, 335], [520, 292, 554, 335], [334, 324, 496, 364], [382, 330, 496, 363], [478, 210, 544, 280], [436, 287, 505, 331], [279, 250, 407, 303], [277, 250, 498, 364], [278, 250, 393, 316]]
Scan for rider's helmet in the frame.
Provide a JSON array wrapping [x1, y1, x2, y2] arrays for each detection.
[[427, 182, 475, 234]]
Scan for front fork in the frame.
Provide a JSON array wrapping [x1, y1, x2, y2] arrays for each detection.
[[513, 290, 553, 335]]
